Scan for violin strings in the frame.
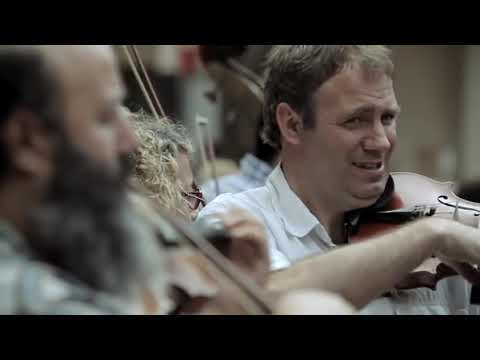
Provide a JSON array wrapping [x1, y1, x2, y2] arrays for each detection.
[[433, 211, 480, 216], [384, 203, 478, 211]]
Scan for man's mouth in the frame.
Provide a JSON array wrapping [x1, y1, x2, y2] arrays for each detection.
[[352, 161, 384, 171]]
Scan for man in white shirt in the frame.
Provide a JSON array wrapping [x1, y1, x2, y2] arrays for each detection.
[[198, 45, 480, 315]]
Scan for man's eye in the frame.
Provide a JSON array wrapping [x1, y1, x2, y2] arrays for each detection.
[[99, 105, 124, 125], [344, 117, 363, 128], [99, 116, 116, 126], [99, 110, 121, 125], [382, 113, 396, 125]]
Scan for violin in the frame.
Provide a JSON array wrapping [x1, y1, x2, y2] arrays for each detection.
[[348, 172, 480, 291], [131, 191, 273, 315], [200, 46, 480, 296]]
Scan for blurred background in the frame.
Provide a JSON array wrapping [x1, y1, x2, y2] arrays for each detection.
[[114, 45, 480, 187]]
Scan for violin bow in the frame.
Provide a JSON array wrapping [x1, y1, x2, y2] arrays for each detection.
[[122, 45, 166, 122], [123, 44, 273, 315], [194, 115, 209, 179], [153, 210, 273, 315], [196, 115, 221, 197], [126, 45, 220, 193]]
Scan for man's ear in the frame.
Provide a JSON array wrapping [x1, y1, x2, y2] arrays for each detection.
[[2, 109, 55, 179], [276, 102, 304, 146]]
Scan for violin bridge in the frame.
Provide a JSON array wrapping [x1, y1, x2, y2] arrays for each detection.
[[453, 201, 460, 222]]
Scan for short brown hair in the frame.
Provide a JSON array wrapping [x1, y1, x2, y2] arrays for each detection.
[[262, 45, 394, 150]]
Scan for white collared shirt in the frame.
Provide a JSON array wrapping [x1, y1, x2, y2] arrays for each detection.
[[198, 166, 473, 315]]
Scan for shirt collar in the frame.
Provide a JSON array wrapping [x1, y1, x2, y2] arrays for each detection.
[[240, 153, 274, 183], [266, 165, 322, 238], [267, 167, 394, 244]]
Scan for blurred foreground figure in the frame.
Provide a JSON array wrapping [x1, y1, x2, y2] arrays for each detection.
[[0, 46, 171, 314], [0, 45, 355, 315]]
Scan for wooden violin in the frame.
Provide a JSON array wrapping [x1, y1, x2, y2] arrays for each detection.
[[130, 191, 273, 315], [348, 172, 480, 291]]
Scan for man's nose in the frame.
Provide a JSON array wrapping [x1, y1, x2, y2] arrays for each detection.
[[118, 115, 140, 154], [363, 122, 391, 153]]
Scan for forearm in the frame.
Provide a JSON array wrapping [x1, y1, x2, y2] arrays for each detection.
[[267, 219, 443, 309], [272, 290, 357, 315]]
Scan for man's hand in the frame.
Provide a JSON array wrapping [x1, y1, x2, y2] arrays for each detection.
[[216, 208, 270, 287], [429, 218, 480, 284]]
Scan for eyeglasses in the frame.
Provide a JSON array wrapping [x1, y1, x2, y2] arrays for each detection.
[[181, 188, 206, 211]]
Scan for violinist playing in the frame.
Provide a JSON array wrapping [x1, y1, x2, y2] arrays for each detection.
[[199, 45, 480, 315], [0, 45, 177, 314], [4, 44, 480, 315], [0, 44, 353, 315]]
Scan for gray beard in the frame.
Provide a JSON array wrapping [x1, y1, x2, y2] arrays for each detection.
[[26, 135, 144, 297]]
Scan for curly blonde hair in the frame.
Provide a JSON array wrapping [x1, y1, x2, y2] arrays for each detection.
[[130, 110, 194, 217]]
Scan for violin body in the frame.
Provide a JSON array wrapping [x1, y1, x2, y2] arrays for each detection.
[[351, 172, 480, 291], [130, 190, 272, 315], [393, 172, 480, 226]]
